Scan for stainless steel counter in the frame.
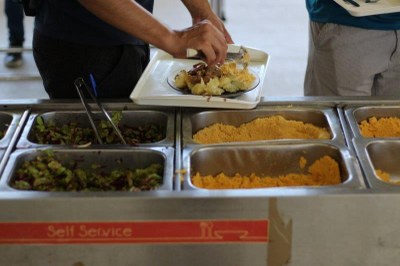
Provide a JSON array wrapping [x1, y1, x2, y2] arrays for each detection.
[[1, 97, 400, 265]]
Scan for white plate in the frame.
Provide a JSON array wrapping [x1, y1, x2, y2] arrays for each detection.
[[130, 45, 269, 109], [334, 0, 400, 17], [166, 68, 260, 98]]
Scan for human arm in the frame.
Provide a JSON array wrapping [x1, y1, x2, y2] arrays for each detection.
[[181, 0, 233, 44], [78, 0, 227, 65]]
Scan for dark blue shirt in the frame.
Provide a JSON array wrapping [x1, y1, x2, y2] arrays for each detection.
[[306, 0, 400, 30], [35, 0, 154, 46]]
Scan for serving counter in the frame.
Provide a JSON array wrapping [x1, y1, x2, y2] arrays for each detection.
[[0, 97, 400, 266]]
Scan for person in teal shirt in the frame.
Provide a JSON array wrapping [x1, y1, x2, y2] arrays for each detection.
[[305, 0, 400, 96]]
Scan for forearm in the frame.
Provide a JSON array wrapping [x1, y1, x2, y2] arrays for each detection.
[[78, 0, 177, 53], [181, 0, 214, 21], [79, 0, 228, 65]]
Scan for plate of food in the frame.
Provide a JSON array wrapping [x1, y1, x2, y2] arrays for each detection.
[[167, 61, 260, 98]]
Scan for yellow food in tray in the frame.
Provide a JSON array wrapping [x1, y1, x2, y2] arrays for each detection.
[[174, 61, 256, 96], [192, 156, 341, 189], [193, 115, 330, 144], [359, 116, 400, 137], [375, 169, 400, 185]]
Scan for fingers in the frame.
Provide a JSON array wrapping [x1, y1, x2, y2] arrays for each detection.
[[222, 27, 234, 44], [189, 20, 228, 65], [207, 16, 234, 44], [169, 20, 227, 66]]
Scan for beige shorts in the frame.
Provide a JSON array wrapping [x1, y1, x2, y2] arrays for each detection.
[[304, 21, 400, 96]]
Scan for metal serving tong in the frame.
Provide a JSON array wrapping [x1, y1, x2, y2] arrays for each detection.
[[186, 44, 250, 68], [74, 77, 127, 145]]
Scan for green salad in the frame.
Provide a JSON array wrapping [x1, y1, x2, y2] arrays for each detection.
[[33, 111, 164, 145]]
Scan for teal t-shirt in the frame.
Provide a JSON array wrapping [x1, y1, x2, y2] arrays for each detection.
[[306, 0, 400, 30]]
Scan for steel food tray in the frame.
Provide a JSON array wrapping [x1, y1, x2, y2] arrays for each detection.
[[344, 105, 400, 190], [17, 109, 175, 148], [182, 106, 346, 146], [130, 45, 270, 109], [0, 111, 23, 149], [0, 147, 174, 193], [344, 105, 400, 140], [353, 140, 400, 191], [182, 142, 364, 191]]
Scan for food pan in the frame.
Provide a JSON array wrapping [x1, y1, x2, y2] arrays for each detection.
[[17, 110, 174, 148], [353, 140, 400, 191], [0, 111, 22, 148], [0, 147, 174, 192], [344, 105, 400, 139], [182, 142, 363, 191], [182, 106, 345, 146]]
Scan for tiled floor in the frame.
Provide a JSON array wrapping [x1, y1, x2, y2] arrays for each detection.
[[0, 0, 309, 99]]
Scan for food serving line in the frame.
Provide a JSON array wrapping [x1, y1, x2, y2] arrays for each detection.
[[1, 45, 400, 265]]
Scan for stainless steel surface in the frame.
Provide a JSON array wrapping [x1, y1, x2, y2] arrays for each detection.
[[345, 105, 400, 139], [174, 110, 183, 191], [0, 111, 22, 149], [0, 150, 4, 168], [355, 139, 400, 192], [182, 142, 363, 190], [344, 105, 400, 190], [17, 109, 175, 148], [1, 147, 174, 192], [3, 99, 400, 266], [182, 106, 345, 146], [354, 140, 400, 191]]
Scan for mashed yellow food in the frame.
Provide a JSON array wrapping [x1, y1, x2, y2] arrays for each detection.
[[174, 61, 256, 96], [193, 115, 330, 144], [192, 156, 341, 189], [359, 116, 400, 137], [375, 169, 400, 185]]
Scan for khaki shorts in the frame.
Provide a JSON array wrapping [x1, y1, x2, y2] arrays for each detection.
[[304, 21, 400, 96]]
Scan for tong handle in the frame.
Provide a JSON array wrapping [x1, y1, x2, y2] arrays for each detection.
[[74, 77, 127, 145]]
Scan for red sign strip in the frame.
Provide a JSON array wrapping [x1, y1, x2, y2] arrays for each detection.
[[0, 220, 268, 244]]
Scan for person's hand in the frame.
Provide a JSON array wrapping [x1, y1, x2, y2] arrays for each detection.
[[192, 12, 233, 44], [167, 19, 228, 66]]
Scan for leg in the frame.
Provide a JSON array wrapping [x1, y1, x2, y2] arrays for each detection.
[[4, 0, 24, 68], [373, 30, 400, 96], [304, 22, 396, 96], [5, 0, 24, 46], [33, 30, 149, 99]]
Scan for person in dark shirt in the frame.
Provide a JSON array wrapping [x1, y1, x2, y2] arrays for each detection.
[[4, 0, 24, 68], [305, 0, 400, 96], [33, 0, 232, 99]]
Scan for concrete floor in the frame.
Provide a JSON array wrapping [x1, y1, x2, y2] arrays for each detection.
[[0, 0, 309, 100]]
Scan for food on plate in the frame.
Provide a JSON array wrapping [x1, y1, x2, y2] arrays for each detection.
[[174, 61, 256, 96], [359, 116, 400, 137], [33, 111, 164, 145], [0, 130, 4, 139], [11, 150, 163, 192], [191, 156, 341, 189], [193, 115, 330, 144]]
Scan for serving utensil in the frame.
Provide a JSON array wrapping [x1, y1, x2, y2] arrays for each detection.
[[74, 77, 127, 145], [186, 44, 250, 68]]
